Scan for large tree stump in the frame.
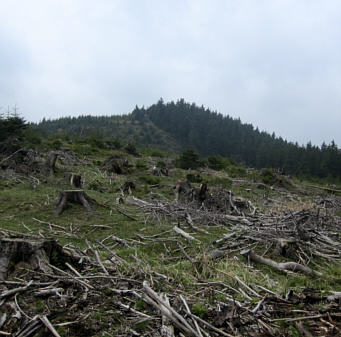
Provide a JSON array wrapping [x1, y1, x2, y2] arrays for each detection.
[[0, 236, 75, 281], [55, 190, 97, 216]]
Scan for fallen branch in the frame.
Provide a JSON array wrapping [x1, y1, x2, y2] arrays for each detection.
[[143, 281, 200, 336], [173, 226, 201, 244], [240, 249, 323, 277]]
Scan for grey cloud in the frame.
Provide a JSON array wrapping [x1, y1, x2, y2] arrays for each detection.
[[0, 0, 340, 146]]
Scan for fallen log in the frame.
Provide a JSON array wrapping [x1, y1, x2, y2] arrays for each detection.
[[240, 249, 322, 277]]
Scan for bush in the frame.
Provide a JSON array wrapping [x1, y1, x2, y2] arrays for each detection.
[[88, 135, 106, 149], [186, 173, 203, 183], [73, 144, 94, 155], [50, 139, 62, 150], [24, 129, 42, 146], [156, 160, 167, 169], [261, 168, 277, 185], [142, 148, 166, 157], [226, 165, 246, 178], [106, 138, 123, 149], [176, 149, 202, 170], [207, 155, 231, 171], [208, 177, 232, 189], [125, 143, 139, 156], [139, 175, 160, 185], [135, 160, 147, 170]]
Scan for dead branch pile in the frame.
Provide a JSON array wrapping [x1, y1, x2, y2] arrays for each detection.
[[54, 148, 79, 166], [0, 148, 44, 175], [1, 224, 341, 337], [0, 148, 80, 177]]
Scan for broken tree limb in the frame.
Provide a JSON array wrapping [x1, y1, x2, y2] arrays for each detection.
[[143, 281, 200, 337], [240, 249, 323, 277], [160, 293, 175, 337], [173, 226, 201, 244], [39, 315, 62, 337], [185, 213, 209, 234], [180, 295, 204, 337], [0, 280, 33, 299]]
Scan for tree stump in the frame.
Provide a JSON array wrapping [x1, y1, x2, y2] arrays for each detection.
[[55, 190, 97, 216], [0, 236, 76, 281]]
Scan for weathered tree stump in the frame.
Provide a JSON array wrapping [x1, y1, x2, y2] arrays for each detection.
[[0, 236, 75, 281], [55, 190, 97, 216]]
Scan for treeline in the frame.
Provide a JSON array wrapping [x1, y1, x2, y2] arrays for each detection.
[[36, 114, 179, 151], [132, 99, 341, 179], [35, 99, 341, 180]]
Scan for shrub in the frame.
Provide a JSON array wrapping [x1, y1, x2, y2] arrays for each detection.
[[135, 160, 147, 170], [186, 173, 203, 183], [125, 143, 139, 156], [50, 139, 62, 150], [106, 138, 123, 149], [261, 168, 277, 185], [207, 155, 231, 171], [139, 175, 160, 185], [176, 149, 202, 170], [191, 304, 209, 319], [227, 165, 246, 178], [88, 135, 106, 149], [73, 144, 94, 155], [209, 177, 232, 189]]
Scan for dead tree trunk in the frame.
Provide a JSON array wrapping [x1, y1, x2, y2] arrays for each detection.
[[54, 190, 97, 216]]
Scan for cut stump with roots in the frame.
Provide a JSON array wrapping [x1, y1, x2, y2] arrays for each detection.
[[54, 190, 97, 216], [0, 236, 78, 281]]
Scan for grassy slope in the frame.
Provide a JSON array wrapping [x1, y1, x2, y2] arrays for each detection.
[[0, 144, 341, 336]]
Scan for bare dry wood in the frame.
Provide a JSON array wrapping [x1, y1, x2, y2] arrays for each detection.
[[143, 281, 200, 337], [173, 226, 201, 243], [160, 293, 175, 337], [240, 249, 323, 277]]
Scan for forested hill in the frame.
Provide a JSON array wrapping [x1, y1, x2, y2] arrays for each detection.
[[37, 99, 341, 179], [134, 99, 341, 179]]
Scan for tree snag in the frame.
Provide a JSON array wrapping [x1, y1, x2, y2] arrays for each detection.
[[54, 190, 97, 216]]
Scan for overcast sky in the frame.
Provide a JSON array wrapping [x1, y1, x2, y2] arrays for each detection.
[[1, 0, 340, 147]]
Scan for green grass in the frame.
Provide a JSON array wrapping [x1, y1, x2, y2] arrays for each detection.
[[1, 147, 341, 336]]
